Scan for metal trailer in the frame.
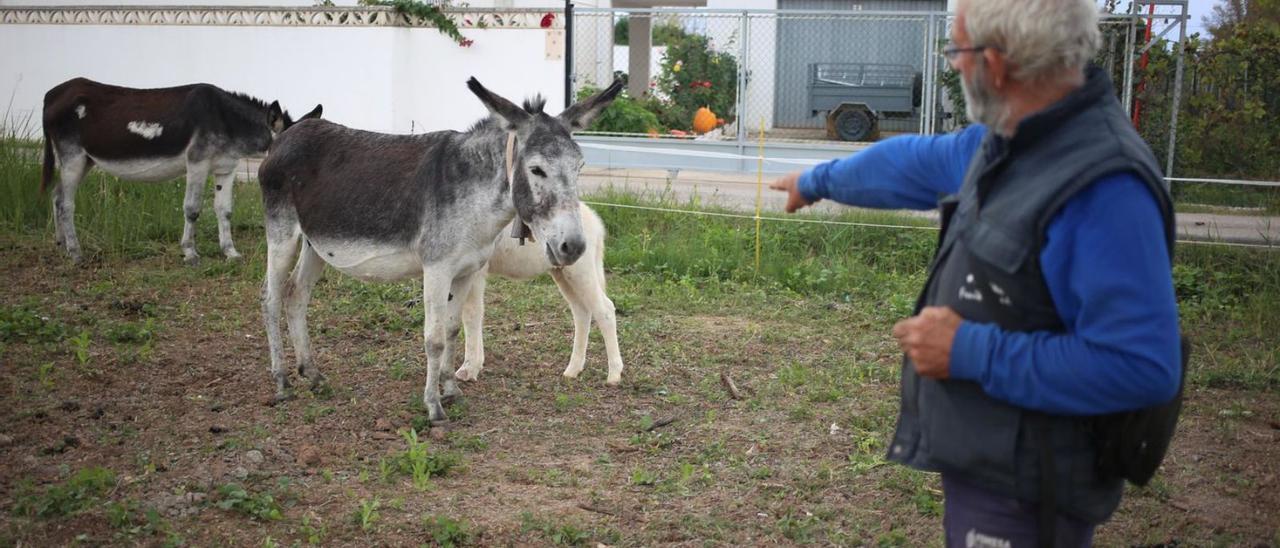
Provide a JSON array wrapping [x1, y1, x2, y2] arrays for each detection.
[[806, 62, 922, 141]]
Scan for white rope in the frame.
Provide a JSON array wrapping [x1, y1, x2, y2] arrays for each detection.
[[581, 200, 1279, 249], [582, 200, 941, 231], [578, 142, 830, 166]]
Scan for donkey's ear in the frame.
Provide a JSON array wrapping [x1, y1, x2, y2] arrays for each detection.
[[467, 77, 530, 131], [300, 104, 323, 121], [267, 100, 285, 133], [558, 78, 623, 131]]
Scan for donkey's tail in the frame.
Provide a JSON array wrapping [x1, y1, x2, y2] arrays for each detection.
[[40, 132, 54, 194]]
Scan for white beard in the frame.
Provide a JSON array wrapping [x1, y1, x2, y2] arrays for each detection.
[[962, 61, 1014, 135]]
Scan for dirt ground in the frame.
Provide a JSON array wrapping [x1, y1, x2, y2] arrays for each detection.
[[2, 234, 1278, 547]]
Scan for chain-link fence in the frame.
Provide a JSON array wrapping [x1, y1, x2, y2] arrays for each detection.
[[571, 8, 1162, 146], [574, 8, 953, 143]]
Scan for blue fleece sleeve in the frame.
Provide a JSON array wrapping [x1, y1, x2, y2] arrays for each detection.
[[948, 173, 1182, 415], [796, 124, 987, 210]]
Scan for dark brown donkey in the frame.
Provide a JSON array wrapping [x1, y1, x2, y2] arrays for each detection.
[[41, 77, 322, 264]]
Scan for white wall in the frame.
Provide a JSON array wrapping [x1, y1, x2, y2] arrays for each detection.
[[0, 19, 567, 136]]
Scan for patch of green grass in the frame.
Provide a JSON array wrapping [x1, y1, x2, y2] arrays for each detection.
[[378, 429, 461, 490], [423, 515, 473, 547], [11, 467, 116, 519], [302, 404, 335, 424], [105, 499, 180, 544], [352, 497, 380, 532], [518, 512, 614, 547], [0, 304, 68, 344], [214, 483, 284, 521]]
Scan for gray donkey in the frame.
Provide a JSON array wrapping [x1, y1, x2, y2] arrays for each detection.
[[257, 77, 622, 421]]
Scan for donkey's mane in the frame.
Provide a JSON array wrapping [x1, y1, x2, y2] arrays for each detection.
[[229, 91, 271, 111], [462, 94, 549, 134], [522, 95, 547, 114]]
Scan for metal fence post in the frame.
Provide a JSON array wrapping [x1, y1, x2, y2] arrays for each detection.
[[736, 10, 750, 168], [1122, 9, 1136, 117], [1164, 2, 1187, 185], [564, 1, 574, 109]]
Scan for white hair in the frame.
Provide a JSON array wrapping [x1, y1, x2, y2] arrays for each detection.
[[963, 0, 1101, 85]]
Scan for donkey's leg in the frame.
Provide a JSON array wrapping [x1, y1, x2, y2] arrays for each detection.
[[440, 273, 475, 401], [212, 169, 241, 260], [179, 161, 211, 265], [456, 266, 489, 382], [52, 147, 90, 263], [550, 269, 593, 380], [262, 218, 301, 403], [285, 240, 327, 388], [420, 268, 455, 422], [589, 283, 624, 386]]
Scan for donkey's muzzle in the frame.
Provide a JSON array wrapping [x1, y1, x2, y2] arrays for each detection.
[[547, 235, 586, 266]]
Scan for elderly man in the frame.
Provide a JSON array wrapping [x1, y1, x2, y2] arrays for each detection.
[[771, 0, 1182, 545]]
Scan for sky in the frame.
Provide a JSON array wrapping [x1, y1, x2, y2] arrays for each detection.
[[1114, 0, 1219, 37]]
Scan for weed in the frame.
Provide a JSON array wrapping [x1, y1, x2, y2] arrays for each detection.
[[300, 513, 326, 545], [776, 511, 821, 543], [0, 305, 67, 344], [68, 330, 91, 366], [214, 483, 283, 521], [35, 362, 55, 388], [629, 467, 659, 486], [379, 429, 460, 490], [519, 512, 597, 547], [423, 515, 473, 547], [353, 497, 380, 532], [10, 467, 116, 518], [302, 404, 335, 424]]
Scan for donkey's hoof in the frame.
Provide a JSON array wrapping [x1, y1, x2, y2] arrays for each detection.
[[440, 392, 464, 407], [268, 392, 295, 406], [183, 254, 201, 267], [562, 369, 583, 380], [454, 367, 479, 382], [606, 377, 622, 387], [224, 251, 243, 262]]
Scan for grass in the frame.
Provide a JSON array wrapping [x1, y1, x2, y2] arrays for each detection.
[[0, 135, 1277, 545], [10, 467, 116, 519]]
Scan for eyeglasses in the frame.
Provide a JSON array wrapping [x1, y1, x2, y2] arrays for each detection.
[[941, 44, 999, 61]]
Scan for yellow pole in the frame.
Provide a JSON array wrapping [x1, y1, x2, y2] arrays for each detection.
[[754, 118, 765, 272]]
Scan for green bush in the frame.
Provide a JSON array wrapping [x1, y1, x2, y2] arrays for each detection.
[[655, 33, 739, 131], [576, 86, 662, 134]]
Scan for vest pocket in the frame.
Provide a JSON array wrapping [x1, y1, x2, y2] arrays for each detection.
[[918, 378, 1021, 489]]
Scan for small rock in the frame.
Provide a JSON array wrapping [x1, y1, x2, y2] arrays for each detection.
[[297, 445, 322, 466], [374, 418, 393, 431], [0, 433, 14, 446], [230, 466, 249, 480], [244, 450, 264, 465], [429, 427, 448, 442], [209, 425, 227, 434]]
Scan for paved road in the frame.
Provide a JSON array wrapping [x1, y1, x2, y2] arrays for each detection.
[[579, 167, 1280, 247]]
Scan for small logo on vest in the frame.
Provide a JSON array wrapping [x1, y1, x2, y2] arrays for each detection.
[[965, 528, 1011, 548], [989, 282, 1013, 306], [959, 273, 984, 303]]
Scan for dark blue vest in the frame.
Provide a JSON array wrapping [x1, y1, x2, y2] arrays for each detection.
[[886, 66, 1174, 524]]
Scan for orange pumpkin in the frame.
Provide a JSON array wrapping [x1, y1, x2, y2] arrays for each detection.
[[692, 106, 717, 134]]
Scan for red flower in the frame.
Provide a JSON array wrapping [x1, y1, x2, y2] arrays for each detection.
[[540, 13, 555, 28], [459, 38, 474, 47]]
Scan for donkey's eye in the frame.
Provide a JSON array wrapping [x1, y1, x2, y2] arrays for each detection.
[[530, 166, 547, 178]]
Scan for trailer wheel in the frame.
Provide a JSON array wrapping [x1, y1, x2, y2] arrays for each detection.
[[827, 104, 877, 142]]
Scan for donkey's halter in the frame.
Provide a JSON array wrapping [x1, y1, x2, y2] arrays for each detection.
[[506, 131, 534, 246]]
